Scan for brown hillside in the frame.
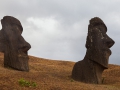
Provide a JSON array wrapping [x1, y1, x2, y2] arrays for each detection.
[[0, 52, 119, 90]]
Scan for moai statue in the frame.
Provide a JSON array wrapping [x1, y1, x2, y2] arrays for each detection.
[[72, 17, 115, 84], [0, 16, 31, 71]]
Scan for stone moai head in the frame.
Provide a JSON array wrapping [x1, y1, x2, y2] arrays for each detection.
[[72, 17, 115, 84], [0, 16, 31, 71], [85, 17, 115, 68]]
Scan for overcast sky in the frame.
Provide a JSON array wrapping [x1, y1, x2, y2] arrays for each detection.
[[0, 0, 119, 64]]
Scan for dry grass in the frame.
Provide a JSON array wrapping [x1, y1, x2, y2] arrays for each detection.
[[0, 52, 119, 90]]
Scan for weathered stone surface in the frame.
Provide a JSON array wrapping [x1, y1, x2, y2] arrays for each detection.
[[72, 17, 115, 84], [0, 16, 31, 71]]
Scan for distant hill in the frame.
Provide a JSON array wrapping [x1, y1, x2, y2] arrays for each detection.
[[0, 52, 119, 90]]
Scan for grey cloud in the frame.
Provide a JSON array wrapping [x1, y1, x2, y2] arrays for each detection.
[[0, 0, 119, 64]]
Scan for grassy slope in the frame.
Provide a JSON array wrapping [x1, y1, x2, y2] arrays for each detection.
[[0, 53, 120, 90]]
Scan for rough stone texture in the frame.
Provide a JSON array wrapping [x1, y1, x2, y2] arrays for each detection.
[[0, 16, 31, 71], [72, 17, 115, 84]]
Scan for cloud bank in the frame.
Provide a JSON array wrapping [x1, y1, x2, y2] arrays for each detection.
[[0, 0, 119, 64]]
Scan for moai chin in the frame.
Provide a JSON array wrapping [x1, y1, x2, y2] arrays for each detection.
[[72, 17, 115, 84], [0, 16, 31, 71]]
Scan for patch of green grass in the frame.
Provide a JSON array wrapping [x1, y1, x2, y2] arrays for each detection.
[[18, 78, 37, 87], [70, 79, 74, 82], [102, 77, 105, 84]]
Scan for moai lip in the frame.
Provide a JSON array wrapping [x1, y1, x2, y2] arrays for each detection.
[[72, 17, 115, 84]]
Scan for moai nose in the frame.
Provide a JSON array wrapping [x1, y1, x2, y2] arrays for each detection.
[[106, 38, 115, 48], [20, 42, 31, 54]]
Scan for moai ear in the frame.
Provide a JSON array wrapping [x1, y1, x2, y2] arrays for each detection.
[[85, 35, 91, 49], [85, 26, 93, 49], [0, 30, 5, 53], [3, 22, 22, 70]]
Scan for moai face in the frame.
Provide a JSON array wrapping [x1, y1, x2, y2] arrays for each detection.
[[85, 17, 115, 68], [0, 16, 31, 71]]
